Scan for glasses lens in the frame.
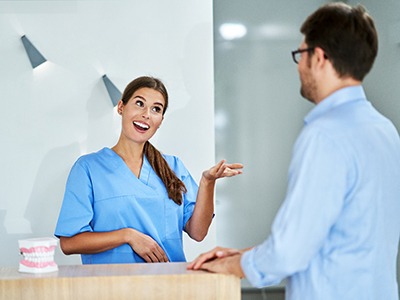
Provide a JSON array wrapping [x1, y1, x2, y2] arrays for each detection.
[[295, 52, 301, 63], [291, 51, 298, 64]]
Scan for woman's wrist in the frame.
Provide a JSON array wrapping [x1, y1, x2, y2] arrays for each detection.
[[122, 228, 137, 244], [200, 173, 216, 186]]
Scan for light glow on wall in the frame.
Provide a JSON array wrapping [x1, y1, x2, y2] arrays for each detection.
[[219, 23, 247, 40]]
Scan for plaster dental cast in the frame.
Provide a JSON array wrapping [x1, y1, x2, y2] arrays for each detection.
[[55, 76, 243, 264], [19, 237, 58, 273]]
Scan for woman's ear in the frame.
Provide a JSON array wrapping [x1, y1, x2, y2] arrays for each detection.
[[117, 100, 123, 115]]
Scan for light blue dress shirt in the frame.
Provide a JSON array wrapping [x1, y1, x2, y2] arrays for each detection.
[[55, 147, 198, 264], [241, 86, 400, 300]]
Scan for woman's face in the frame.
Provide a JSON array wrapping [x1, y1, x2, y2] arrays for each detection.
[[118, 87, 165, 145]]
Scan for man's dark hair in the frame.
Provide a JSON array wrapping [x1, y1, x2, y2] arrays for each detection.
[[300, 2, 378, 81]]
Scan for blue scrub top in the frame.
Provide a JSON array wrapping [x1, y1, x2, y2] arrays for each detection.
[[55, 147, 198, 264]]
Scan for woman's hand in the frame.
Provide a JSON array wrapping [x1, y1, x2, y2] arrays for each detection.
[[202, 160, 243, 182], [185, 160, 243, 242], [126, 229, 169, 263]]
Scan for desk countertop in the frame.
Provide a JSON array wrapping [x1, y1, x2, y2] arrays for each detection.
[[0, 262, 240, 300], [1, 262, 205, 279]]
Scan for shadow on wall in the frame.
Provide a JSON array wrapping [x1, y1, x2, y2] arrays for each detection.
[[0, 81, 119, 267], [14, 143, 81, 267], [0, 209, 28, 267], [0, 144, 80, 267], [24, 143, 81, 237], [21, 82, 118, 266]]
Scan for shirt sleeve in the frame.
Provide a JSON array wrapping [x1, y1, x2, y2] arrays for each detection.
[[241, 127, 349, 288], [172, 156, 198, 228], [54, 159, 95, 237]]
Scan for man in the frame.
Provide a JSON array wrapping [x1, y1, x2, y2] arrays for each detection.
[[188, 3, 400, 300]]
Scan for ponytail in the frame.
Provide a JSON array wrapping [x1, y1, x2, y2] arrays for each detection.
[[144, 141, 187, 205]]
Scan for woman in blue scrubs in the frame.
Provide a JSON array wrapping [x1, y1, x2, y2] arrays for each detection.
[[55, 76, 243, 264]]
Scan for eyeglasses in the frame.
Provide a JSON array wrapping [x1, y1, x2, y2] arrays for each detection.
[[291, 47, 315, 64]]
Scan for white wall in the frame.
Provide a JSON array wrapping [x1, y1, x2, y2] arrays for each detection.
[[0, 0, 215, 266]]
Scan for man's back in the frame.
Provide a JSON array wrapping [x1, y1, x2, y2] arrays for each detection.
[[287, 86, 400, 300]]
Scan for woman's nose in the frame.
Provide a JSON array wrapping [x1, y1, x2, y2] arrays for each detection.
[[142, 109, 150, 119]]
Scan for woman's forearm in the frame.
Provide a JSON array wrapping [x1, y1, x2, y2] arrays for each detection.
[[59, 228, 132, 255], [185, 160, 243, 242], [185, 176, 216, 241]]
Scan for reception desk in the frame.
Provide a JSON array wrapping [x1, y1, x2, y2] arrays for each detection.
[[0, 262, 240, 300]]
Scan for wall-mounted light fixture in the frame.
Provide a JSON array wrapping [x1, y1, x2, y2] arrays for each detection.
[[102, 74, 122, 107], [21, 35, 47, 69]]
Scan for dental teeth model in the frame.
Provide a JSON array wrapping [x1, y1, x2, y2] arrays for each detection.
[[18, 237, 58, 273]]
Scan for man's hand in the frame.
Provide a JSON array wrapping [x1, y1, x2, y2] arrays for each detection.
[[187, 247, 245, 278], [187, 247, 240, 269], [201, 254, 245, 278]]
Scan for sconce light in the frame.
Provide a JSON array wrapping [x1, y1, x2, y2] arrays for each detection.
[[102, 74, 122, 107], [21, 35, 47, 69]]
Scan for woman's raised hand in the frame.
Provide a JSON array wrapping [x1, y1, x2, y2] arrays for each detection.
[[202, 160, 243, 182]]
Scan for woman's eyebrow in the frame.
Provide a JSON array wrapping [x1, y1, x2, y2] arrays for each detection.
[[133, 95, 146, 101], [134, 95, 164, 107], [154, 102, 164, 108]]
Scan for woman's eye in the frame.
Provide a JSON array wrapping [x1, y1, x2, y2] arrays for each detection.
[[152, 106, 162, 113], [135, 100, 144, 107]]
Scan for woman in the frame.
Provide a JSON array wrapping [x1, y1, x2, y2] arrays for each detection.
[[55, 76, 243, 264]]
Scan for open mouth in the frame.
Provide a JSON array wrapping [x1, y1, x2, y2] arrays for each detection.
[[133, 121, 150, 132]]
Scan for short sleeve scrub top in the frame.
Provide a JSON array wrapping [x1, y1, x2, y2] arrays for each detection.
[[54, 147, 198, 264]]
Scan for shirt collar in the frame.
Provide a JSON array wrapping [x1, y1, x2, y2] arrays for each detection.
[[304, 85, 367, 125]]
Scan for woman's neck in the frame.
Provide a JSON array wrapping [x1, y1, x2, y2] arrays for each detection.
[[112, 141, 146, 177]]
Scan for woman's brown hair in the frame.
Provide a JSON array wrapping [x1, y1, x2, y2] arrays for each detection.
[[120, 76, 187, 205]]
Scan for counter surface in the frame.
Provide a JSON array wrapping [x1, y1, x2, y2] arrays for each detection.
[[0, 262, 240, 300]]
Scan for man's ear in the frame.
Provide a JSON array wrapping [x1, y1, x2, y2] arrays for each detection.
[[314, 47, 329, 65]]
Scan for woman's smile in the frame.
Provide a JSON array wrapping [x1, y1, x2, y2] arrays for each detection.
[[133, 121, 150, 132]]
